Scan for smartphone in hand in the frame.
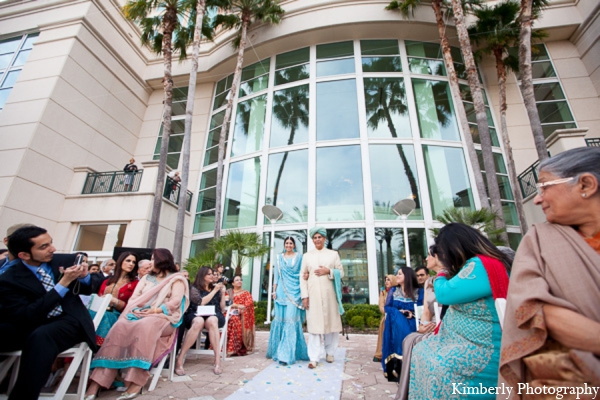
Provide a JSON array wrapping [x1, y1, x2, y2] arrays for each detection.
[[74, 254, 84, 267]]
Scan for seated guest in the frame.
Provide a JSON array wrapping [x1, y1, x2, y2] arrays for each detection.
[[0, 226, 94, 400], [137, 259, 151, 280], [395, 246, 442, 400], [99, 259, 115, 277], [176, 266, 226, 376], [88, 263, 100, 274], [381, 267, 423, 382], [0, 223, 35, 274], [414, 266, 428, 289], [408, 223, 510, 399], [94, 251, 139, 345], [500, 147, 600, 396], [373, 274, 397, 362], [84, 249, 188, 400], [225, 275, 255, 356]]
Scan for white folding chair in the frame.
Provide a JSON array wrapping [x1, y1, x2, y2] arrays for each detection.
[[147, 336, 177, 392], [0, 294, 111, 400], [433, 301, 442, 324], [495, 298, 507, 330], [413, 304, 424, 326], [185, 306, 232, 362]]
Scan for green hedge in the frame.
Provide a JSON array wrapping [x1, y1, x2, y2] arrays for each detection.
[[254, 301, 381, 330]]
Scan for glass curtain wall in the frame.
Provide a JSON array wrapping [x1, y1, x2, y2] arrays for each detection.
[[194, 39, 519, 303]]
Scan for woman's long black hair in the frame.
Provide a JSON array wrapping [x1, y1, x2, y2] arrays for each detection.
[[193, 265, 213, 291], [106, 251, 138, 286], [435, 223, 511, 278], [399, 266, 419, 301]]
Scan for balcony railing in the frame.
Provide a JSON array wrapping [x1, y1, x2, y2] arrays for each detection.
[[164, 177, 193, 212], [517, 160, 540, 199], [82, 170, 143, 194], [586, 138, 600, 147]]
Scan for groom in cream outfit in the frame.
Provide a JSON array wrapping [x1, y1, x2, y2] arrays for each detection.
[[300, 227, 344, 369]]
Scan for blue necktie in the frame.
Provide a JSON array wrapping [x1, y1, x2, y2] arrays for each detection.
[[37, 267, 62, 317]]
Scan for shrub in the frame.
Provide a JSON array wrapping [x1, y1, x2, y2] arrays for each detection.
[[348, 316, 365, 329], [367, 316, 381, 328]]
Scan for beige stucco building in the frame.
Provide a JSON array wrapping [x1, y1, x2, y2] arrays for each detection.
[[0, 0, 598, 301]]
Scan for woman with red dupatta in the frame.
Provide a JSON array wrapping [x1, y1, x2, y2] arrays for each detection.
[[226, 275, 255, 356], [407, 223, 511, 399]]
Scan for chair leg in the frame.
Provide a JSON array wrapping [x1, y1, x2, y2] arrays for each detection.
[[147, 356, 167, 392], [7, 357, 20, 396], [53, 346, 88, 400]]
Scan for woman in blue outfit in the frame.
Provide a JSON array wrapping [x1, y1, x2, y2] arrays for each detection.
[[381, 266, 423, 381], [266, 237, 309, 365], [408, 223, 510, 399]]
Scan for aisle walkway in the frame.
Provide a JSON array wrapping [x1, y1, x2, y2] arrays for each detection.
[[94, 331, 398, 400]]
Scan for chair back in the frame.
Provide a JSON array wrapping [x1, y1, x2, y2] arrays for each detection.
[[413, 304, 424, 326], [495, 298, 507, 330], [87, 294, 112, 330], [433, 302, 442, 324]]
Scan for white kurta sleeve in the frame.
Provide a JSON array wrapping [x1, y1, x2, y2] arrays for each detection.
[[300, 254, 309, 299]]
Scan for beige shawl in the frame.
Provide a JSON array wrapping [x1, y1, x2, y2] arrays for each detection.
[[499, 223, 600, 395]]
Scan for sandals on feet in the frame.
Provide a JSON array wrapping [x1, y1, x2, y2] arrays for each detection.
[[213, 365, 223, 375], [175, 366, 185, 376], [308, 361, 318, 369]]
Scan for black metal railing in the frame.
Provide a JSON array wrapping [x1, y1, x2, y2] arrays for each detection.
[[517, 160, 540, 198], [586, 138, 600, 147], [164, 177, 193, 212], [82, 170, 143, 194]]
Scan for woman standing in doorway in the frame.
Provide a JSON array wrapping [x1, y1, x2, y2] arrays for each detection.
[[266, 237, 309, 365]]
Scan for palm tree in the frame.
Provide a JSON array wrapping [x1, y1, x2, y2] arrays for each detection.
[[450, 0, 508, 245], [386, 0, 490, 210], [363, 76, 420, 209], [212, 0, 285, 240], [173, 1, 222, 263], [519, 0, 549, 161], [430, 207, 507, 245], [122, 0, 196, 248], [270, 68, 309, 206], [210, 230, 270, 275], [468, 0, 546, 235]]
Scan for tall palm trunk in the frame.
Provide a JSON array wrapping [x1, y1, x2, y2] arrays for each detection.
[[431, 0, 490, 209], [382, 101, 420, 208], [272, 125, 295, 205], [213, 15, 250, 240], [494, 47, 528, 234], [519, 0, 547, 161], [451, 0, 508, 245], [173, 0, 207, 263], [147, 8, 177, 249]]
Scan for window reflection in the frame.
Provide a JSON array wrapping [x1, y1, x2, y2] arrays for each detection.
[[316, 79, 359, 141], [316, 41, 355, 77], [223, 157, 261, 229], [270, 84, 309, 147], [275, 47, 309, 86], [361, 40, 402, 73], [375, 228, 426, 289], [364, 78, 411, 138], [413, 79, 459, 141], [231, 95, 267, 157], [316, 146, 365, 221], [325, 228, 368, 304], [266, 150, 308, 224], [423, 145, 474, 217], [369, 145, 422, 220]]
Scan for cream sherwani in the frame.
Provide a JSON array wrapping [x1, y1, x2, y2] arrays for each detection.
[[300, 247, 344, 361]]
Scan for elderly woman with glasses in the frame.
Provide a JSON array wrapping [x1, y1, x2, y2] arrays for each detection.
[[500, 147, 600, 396]]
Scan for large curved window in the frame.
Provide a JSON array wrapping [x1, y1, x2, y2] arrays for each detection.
[[266, 150, 308, 224], [196, 39, 519, 303], [316, 146, 364, 221], [316, 79, 359, 141]]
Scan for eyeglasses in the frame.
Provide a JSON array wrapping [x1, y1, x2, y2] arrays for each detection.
[[535, 177, 574, 196]]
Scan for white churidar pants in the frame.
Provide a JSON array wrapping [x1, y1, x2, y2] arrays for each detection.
[[307, 332, 339, 362]]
